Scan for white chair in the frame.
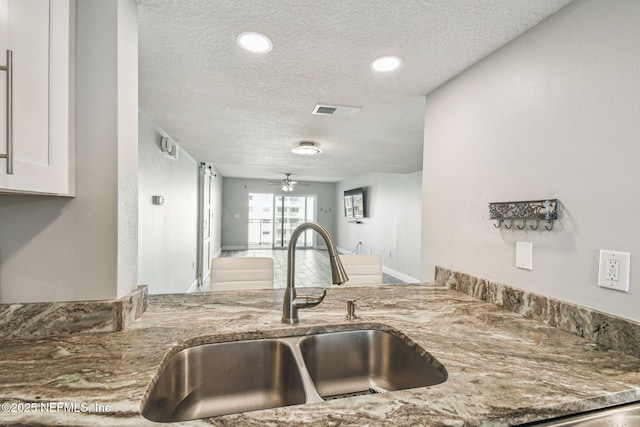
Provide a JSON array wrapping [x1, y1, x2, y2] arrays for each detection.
[[210, 257, 274, 291], [338, 254, 383, 285]]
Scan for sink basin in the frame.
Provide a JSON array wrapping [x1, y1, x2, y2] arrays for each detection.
[[141, 339, 306, 422], [298, 329, 447, 399], [141, 327, 447, 422]]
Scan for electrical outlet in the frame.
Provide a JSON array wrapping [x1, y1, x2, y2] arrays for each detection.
[[598, 250, 630, 292], [606, 259, 619, 281]]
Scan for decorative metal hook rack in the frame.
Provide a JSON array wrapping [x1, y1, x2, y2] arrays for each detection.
[[488, 199, 558, 231]]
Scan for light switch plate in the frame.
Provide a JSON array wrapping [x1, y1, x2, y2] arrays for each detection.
[[516, 241, 533, 270], [598, 250, 630, 292]]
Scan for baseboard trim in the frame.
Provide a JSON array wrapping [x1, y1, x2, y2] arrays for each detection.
[[221, 245, 248, 251], [382, 266, 420, 284], [186, 278, 200, 293], [337, 247, 419, 283]]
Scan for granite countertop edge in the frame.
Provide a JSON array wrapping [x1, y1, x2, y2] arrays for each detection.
[[1, 283, 639, 426]]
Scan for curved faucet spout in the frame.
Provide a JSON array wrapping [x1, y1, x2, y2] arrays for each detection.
[[281, 222, 349, 324]]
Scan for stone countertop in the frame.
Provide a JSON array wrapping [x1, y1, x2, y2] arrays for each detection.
[[1, 284, 639, 426]]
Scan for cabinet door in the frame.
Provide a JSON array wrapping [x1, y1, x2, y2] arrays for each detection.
[[0, 0, 74, 195]]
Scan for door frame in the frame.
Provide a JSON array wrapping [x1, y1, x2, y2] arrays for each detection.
[[197, 163, 214, 286]]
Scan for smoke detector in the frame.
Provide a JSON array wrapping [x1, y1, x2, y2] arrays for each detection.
[[312, 104, 361, 118]]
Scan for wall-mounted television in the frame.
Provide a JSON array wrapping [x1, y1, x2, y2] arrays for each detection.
[[344, 187, 366, 221]]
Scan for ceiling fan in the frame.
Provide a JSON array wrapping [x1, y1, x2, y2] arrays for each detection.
[[269, 173, 308, 192]]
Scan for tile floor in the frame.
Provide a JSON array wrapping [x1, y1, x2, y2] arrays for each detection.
[[218, 248, 403, 289]]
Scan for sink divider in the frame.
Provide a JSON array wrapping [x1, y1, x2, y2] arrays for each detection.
[[278, 336, 325, 404]]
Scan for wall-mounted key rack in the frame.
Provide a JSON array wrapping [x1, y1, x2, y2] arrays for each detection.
[[488, 199, 558, 230]]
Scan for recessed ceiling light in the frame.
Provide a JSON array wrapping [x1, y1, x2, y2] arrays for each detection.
[[292, 141, 321, 155], [236, 32, 273, 54], [371, 55, 402, 72]]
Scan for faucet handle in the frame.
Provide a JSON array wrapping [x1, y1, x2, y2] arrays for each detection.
[[295, 289, 327, 309]]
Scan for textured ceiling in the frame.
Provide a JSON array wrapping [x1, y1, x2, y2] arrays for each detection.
[[138, 0, 572, 183]]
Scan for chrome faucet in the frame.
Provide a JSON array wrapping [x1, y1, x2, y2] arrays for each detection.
[[282, 222, 349, 324]]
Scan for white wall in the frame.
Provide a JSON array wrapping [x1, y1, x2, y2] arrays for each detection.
[[221, 178, 336, 250], [137, 111, 201, 294], [0, 0, 139, 303], [116, 0, 139, 297], [210, 172, 223, 258], [336, 172, 422, 281], [422, 0, 640, 321]]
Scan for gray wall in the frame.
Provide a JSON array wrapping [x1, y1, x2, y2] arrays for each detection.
[[0, 0, 139, 303], [221, 178, 336, 250], [138, 111, 201, 294], [335, 172, 422, 281], [422, 0, 640, 321]]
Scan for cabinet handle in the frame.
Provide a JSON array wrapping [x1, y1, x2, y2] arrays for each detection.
[[0, 50, 13, 174]]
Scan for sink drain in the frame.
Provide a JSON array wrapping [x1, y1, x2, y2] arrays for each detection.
[[325, 387, 388, 401]]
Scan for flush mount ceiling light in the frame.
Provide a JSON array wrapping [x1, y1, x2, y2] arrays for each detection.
[[236, 32, 273, 53], [291, 141, 322, 155], [371, 55, 402, 72]]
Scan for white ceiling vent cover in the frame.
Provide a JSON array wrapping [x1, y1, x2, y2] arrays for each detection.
[[312, 104, 361, 118]]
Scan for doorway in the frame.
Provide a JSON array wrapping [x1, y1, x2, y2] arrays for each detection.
[[248, 193, 316, 249], [197, 164, 214, 285], [273, 195, 315, 248]]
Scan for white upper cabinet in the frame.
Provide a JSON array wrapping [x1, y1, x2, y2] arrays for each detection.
[[0, 0, 74, 195]]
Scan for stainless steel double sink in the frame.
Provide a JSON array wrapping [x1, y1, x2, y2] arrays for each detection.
[[141, 328, 448, 422]]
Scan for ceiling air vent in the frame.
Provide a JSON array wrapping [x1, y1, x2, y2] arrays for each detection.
[[312, 104, 361, 118]]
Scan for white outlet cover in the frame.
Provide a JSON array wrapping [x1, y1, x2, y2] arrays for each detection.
[[516, 241, 533, 270], [598, 250, 630, 292]]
